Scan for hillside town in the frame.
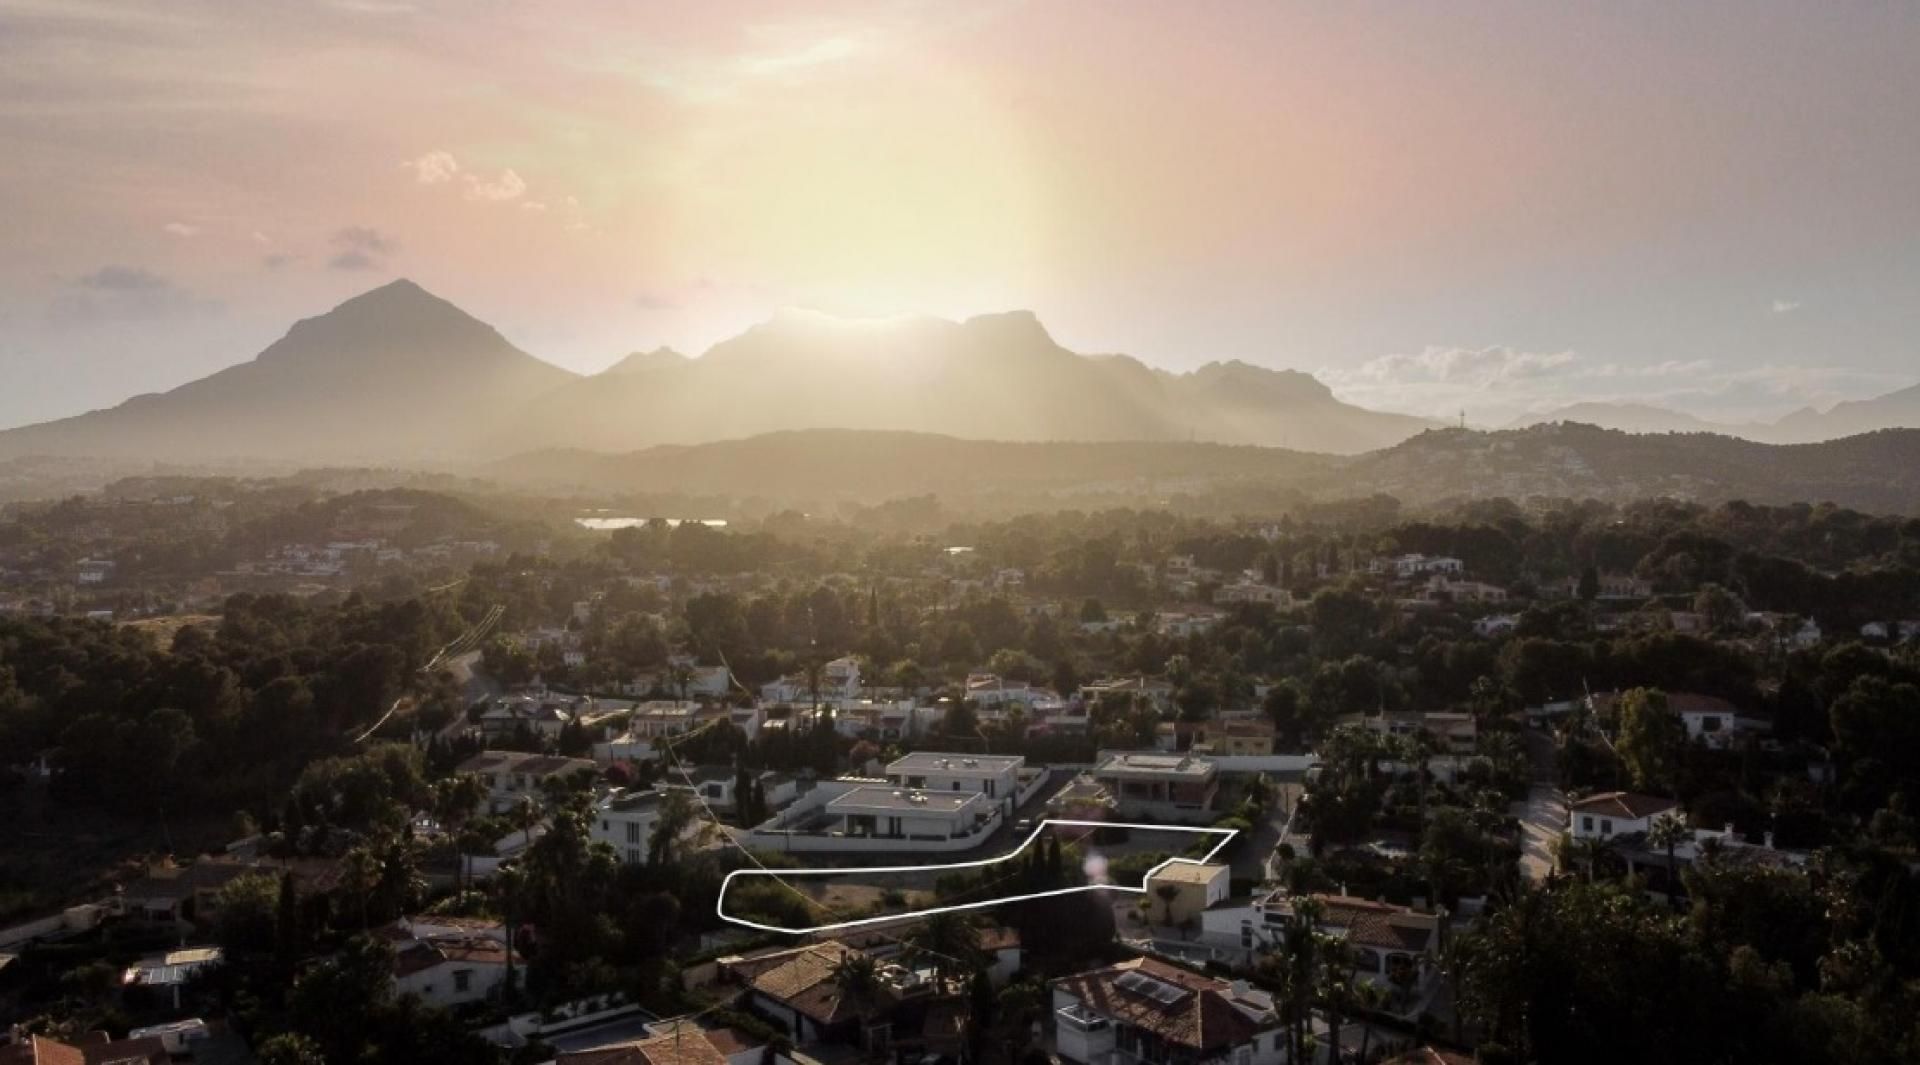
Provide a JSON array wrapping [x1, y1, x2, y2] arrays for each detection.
[[2, 488, 1918, 1064]]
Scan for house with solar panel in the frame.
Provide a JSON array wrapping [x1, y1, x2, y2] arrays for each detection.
[[1051, 956, 1287, 1065]]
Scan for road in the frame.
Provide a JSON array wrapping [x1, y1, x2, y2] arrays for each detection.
[[1511, 727, 1565, 881], [1236, 776, 1303, 884]]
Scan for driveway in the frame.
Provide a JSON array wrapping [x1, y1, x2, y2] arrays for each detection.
[[1511, 728, 1565, 881]]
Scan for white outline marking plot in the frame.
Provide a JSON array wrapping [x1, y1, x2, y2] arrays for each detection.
[[716, 818, 1238, 934]]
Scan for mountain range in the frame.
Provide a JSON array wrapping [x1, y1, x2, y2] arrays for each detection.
[[0, 280, 1434, 464], [488, 424, 1920, 515], [1510, 387, 1920, 443], [4, 279, 1919, 514]]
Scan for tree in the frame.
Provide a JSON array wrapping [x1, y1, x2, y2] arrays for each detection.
[[286, 935, 397, 1062], [432, 774, 487, 889], [1694, 583, 1747, 633], [255, 1033, 327, 1065], [1616, 687, 1686, 795], [1454, 882, 1730, 1064], [648, 788, 696, 867], [343, 845, 379, 931], [1646, 812, 1690, 906], [493, 863, 526, 1001], [212, 872, 280, 957], [832, 951, 879, 1001], [906, 911, 985, 981], [1153, 883, 1181, 925]]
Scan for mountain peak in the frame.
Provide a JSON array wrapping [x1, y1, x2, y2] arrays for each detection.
[[265, 278, 500, 366], [604, 346, 689, 375], [960, 309, 1056, 350]]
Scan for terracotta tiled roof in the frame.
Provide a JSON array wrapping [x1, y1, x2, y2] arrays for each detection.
[[392, 933, 515, 977], [1383, 1047, 1474, 1065], [1569, 791, 1679, 820], [1311, 895, 1436, 953], [976, 925, 1021, 952], [1050, 956, 1272, 1052], [0, 1034, 167, 1065], [730, 941, 869, 1026]]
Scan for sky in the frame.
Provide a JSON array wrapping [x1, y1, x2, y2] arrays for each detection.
[[2, 0, 1917, 430]]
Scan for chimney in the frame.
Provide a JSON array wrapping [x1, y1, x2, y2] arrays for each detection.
[[1764, 831, 1775, 850], [1723, 822, 1736, 839]]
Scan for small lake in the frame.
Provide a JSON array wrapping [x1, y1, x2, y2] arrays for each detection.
[[575, 517, 729, 530]]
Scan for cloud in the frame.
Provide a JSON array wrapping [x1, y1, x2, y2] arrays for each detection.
[[162, 221, 199, 237], [634, 289, 680, 311], [251, 230, 272, 245], [330, 0, 417, 13], [1772, 299, 1802, 314], [49, 266, 220, 325], [1339, 345, 1577, 388], [76, 265, 170, 291], [520, 200, 547, 212], [737, 35, 862, 77], [328, 226, 395, 271], [404, 150, 532, 205], [1321, 343, 1905, 426], [463, 167, 526, 202], [403, 150, 460, 184]]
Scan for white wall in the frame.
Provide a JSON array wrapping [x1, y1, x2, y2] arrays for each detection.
[[395, 959, 507, 1009]]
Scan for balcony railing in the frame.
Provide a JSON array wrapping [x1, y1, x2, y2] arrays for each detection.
[[1057, 1005, 1110, 1032]]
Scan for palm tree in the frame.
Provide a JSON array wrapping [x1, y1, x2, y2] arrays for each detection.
[[432, 774, 487, 890], [647, 788, 695, 866], [906, 912, 983, 984], [1319, 935, 1355, 1064], [342, 845, 378, 931], [512, 794, 541, 851], [1567, 835, 1610, 883], [1646, 812, 1690, 907], [1153, 883, 1182, 927], [492, 863, 526, 1001], [1351, 979, 1389, 1063], [832, 950, 879, 1002], [1278, 897, 1325, 1064]]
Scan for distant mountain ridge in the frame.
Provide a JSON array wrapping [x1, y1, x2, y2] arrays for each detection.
[[488, 423, 1920, 516], [0, 280, 578, 463], [0, 280, 1436, 462], [2, 279, 1916, 469], [515, 306, 1432, 454], [1512, 384, 1920, 442]]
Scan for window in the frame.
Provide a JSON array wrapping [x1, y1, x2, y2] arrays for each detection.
[[626, 822, 642, 844], [1700, 715, 1722, 733], [953, 781, 962, 791], [453, 970, 472, 992], [1582, 816, 1594, 832], [1601, 818, 1614, 835], [626, 847, 644, 865], [706, 783, 724, 799]]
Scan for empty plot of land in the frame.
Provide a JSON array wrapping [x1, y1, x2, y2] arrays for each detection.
[[717, 819, 1237, 934]]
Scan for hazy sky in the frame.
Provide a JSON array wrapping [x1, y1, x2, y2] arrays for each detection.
[[3, 0, 1917, 430]]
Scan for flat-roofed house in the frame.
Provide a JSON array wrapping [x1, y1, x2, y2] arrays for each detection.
[[826, 786, 994, 845], [456, 750, 598, 814], [1143, 863, 1231, 925], [1091, 753, 1219, 823], [886, 752, 1023, 816], [593, 788, 665, 865]]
